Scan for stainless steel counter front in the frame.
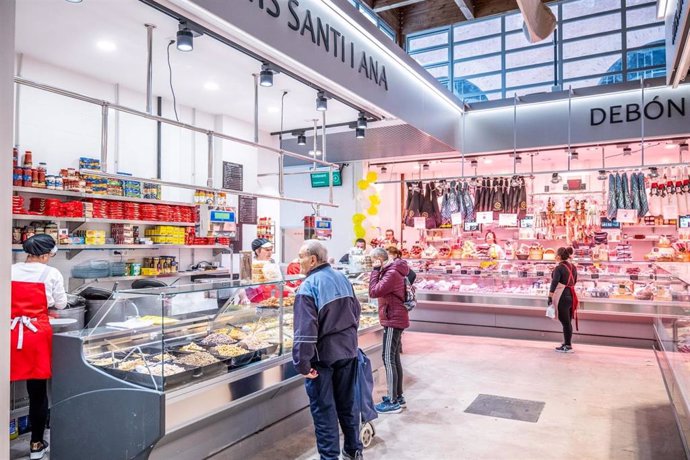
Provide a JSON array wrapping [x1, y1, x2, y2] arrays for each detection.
[[410, 291, 684, 347]]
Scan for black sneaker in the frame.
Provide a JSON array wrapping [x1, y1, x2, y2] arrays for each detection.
[[555, 345, 573, 353], [30, 440, 49, 460], [342, 449, 363, 459]]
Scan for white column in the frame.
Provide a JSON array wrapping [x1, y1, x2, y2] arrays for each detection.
[[0, 1, 16, 457]]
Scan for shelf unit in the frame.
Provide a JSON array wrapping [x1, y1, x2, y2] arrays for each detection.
[[11, 243, 231, 259], [12, 214, 195, 230], [12, 186, 195, 207], [67, 269, 232, 290]]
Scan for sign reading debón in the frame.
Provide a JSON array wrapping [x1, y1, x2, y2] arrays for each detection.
[[249, 0, 388, 91], [590, 96, 686, 126]]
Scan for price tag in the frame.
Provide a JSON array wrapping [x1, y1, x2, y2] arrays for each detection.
[[460, 269, 468, 275], [451, 212, 463, 226], [629, 274, 639, 281], [590, 273, 599, 279], [501, 270, 510, 276], [663, 204, 679, 220], [679, 216, 690, 228], [536, 271, 545, 277], [616, 209, 637, 224], [498, 213, 518, 227], [414, 217, 426, 229], [520, 215, 534, 228], [476, 211, 493, 224]]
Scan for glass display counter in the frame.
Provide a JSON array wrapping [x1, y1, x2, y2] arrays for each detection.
[[51, 275, 382, 460], [404, 258, 690, 347]]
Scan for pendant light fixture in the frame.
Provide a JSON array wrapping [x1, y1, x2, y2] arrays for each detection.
[[470, 159, 478, 168], [623, 146, 632, 156], [355, 127, 365, 139], [259, 63, 275, 87], [357, 112, 367, 129], [570, 150, 579, 160], [422, 162, 430, 171], [316, 91, 328, 111], [297, 131, 307, 146], [598, 170, 607, 180], [515, 155, 522, 165], [380, 165, 388, 174], [176, 22, 194, 52], [649, 167, 659, 178], [551, 172, 562, 184]]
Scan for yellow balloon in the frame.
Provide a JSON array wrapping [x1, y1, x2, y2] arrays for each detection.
[[366, 171, 378, 183], [351, 213, 366, 224], [367, 206, 378, 216], [354, 226, 366, 239], [357, 179, 370, 191], [369, 194, 381, 206]]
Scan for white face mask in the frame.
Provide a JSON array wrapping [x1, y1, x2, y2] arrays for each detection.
[[49, 246, 58, 256]]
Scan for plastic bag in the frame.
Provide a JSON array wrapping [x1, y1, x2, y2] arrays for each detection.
[[545, 305, 556, 319]]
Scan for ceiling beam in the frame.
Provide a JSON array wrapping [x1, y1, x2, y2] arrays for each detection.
[[453, 0, 475, 19], [373, 0, 426, 13]]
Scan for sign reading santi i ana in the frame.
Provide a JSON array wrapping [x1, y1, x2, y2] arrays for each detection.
[[250, 0, 388, 91]]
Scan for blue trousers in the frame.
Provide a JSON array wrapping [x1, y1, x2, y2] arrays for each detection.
[[305, 357, 363, 460]]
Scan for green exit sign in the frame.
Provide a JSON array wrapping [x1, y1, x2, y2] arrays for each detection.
[[310, 171, 342, 188]]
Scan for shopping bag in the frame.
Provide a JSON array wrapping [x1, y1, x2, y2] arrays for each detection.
[[545, 305, 556, 319]]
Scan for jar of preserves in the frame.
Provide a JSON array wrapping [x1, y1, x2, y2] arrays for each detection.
[[23, 150, 32, 167]]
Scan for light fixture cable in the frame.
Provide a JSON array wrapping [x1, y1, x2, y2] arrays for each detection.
[[167, 40, 180, 122]]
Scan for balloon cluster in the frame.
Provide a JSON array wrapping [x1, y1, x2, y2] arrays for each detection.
[[352, 171, 381, 241]]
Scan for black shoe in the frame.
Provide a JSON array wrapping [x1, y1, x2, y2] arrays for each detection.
[[30, 440, 49, 460], [342, 449, 363, 459], [555, 345, 573, 353]]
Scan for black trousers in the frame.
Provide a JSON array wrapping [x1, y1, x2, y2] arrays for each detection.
[[558, 294, 574, 346], [382, 327, 404, 400], [27, 379, 48, 444], [305, 357, 362, 460]]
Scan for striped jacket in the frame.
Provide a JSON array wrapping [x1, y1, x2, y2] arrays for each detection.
[[292, 264, 360, 375]]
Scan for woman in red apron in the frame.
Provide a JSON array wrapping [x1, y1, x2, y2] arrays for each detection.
[[11, 234, 65, 459], [548, 247, 579, 353]]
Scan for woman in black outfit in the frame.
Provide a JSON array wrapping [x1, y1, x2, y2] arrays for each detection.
[[548, 247, 579, 353]]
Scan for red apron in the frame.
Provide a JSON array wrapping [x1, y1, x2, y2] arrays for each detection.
[[552, 261, 579, 331], [10, 267, 53, 381]]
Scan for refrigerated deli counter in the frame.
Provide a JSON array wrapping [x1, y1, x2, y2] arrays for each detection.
[[51, 275, 381, 460], [406, 258, 690, 347]]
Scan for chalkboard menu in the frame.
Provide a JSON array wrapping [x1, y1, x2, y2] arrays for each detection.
[[223, 161, 243, 191], [238, 195, 258, 225]]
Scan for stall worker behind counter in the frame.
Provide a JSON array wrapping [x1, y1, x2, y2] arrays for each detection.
[[339, 238, 367, 265], [245, 238, 294, 303], [11, 234, 67, 460], [485, 230, 506, 260]]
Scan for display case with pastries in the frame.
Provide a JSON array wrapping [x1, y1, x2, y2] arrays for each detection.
[[51, 276, 383, 459], [406, 257, 690, 316], [346, 271, 381, 331]]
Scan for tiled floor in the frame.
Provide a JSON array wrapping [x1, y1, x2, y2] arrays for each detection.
[[245, 332, 684, 460]]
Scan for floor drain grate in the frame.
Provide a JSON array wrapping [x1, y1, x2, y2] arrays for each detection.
[[464, 394, 545, 423]]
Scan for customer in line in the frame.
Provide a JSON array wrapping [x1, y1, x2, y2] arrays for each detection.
[[11, 234, 67, 459], [293, 240, 363, 460], [386, 246, 416, 284], [548, 247, 579, 353], [368, 247, 410, 414]]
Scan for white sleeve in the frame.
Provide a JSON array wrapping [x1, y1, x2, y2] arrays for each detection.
[[51, 270, 68, 310]]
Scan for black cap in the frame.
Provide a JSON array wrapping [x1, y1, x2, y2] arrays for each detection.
[[23, 234, 57, 256], [251, 238, 273, 253]]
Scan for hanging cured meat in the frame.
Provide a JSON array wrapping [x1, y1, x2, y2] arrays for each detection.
[[621, 172, 633, 209], [475, 179, 484, 212], [517, 176, 527, 219], [430, 182, 443, 227], [607, 174, 617, 219], [405, 181, 424, 226], [630, 172, 641, 216], [455, 181, 465, 220], [678, 180, 688, 216], [462, 182, 475, 222], [493, 178, 504, 213], [440, 181, 452, 227], [637, 173, 649, 217], [649, 183, 661, 216], [615, 173, 625, 211]]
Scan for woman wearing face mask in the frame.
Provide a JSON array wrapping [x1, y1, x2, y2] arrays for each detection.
[[368, 248, 410, 414], [11, 234, 67, 459], [548, 247, 579, 353]]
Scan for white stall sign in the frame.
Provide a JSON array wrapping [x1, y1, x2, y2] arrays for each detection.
[[498, 213, 518, 227], [414, 217, 426, 229], [616, 209, 637, 224], [476, 212, 493, 224], [663, 204, 679, 220], [451, 212, 463, 225]]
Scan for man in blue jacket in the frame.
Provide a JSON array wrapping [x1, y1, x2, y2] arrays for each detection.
[[293, 240, 363, 460]]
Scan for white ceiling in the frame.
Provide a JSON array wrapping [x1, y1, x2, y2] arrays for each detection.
[[15, 0, 361, 133]]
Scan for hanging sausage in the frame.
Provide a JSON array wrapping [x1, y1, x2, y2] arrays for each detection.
[[517, 176, 527, 219], [607, 173, 617, 219], [462, 181, 475, 222], [637, 172, 649, 217]]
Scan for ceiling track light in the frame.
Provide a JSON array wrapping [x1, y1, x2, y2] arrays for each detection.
[[357, 112, 368, 129], [623, 147, 632, 156], [551, 172, 562, 184], [297, 131, 307, 146], [680, 143, 689, 153], [598, 170, 607, 180], [422, 163, 430, 171], [316, 90, 328, 111], [259, 63, 275, 87], [176, 22, 194, 52], [470, 159, 478, 168], [570, 150, 578, 160], [380, 165, 388, 174], [515, 155, 522, 165], [355, 127, 365, 139]]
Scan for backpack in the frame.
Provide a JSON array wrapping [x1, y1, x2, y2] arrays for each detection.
[[403, 276, 417, 312]]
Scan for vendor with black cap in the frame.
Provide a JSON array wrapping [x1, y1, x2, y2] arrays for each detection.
[[11, 234, 67, 459], [246, 238, 295, 303], [252, 237, 274, 262]]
